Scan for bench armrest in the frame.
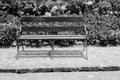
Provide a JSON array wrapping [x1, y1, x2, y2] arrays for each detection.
[[16, 27, 21, 38], [84, 24, 88, 36]]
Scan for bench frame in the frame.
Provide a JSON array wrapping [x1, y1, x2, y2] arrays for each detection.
[[16, 16, 88, 60]]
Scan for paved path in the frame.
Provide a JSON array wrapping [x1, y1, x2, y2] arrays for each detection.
[[0, 46, 120, 69], [0, 72, 120, 80], [0, 46, 120, 80]]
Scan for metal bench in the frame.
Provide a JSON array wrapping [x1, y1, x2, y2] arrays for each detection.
[[16, 16, 88, 60]]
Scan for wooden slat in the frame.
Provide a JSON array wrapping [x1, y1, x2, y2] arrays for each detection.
[[51, 17, 84, 22], [21, 26, 85, 32], [21, 16, 85, 22], [18, 35, 86, 40], [21, 16, 51, 22]]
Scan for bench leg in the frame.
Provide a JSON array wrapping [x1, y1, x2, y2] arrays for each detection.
[[52, 44, 54, 51], [22, 41, 24, 51], [83, 40, 85, 51], [84, 40, 88, 60], [16, 40, 20, 60], [49, 40, 55, 59], [51, 40, 55, 51]]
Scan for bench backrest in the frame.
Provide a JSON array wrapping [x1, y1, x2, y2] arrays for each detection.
[[20, 16, 85, 34], [21, 16, 84, 22]]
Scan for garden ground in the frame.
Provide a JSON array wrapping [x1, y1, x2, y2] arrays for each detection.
[[0, 46, 120, 80], [0, 46, 120, 69], [0, 72, 120, 80]]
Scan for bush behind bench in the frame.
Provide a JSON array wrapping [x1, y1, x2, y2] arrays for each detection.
[[0, 15, 120, 47]]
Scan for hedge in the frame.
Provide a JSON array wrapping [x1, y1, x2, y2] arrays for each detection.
[[0, 0, 120, 47], [0, 14, 120, 47]]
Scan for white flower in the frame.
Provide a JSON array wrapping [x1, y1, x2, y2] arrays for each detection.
[[50, 6, 58, 13], [61, 5, 66, 11], [45, 12, 52, 16], [84, 1, 93, 5]]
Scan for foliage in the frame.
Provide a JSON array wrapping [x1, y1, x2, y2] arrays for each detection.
[[0, 11, 20, 47], [0, 0, 120, 47], [86, 14, 120, 46]]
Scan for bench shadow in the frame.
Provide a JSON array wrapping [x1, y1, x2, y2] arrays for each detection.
[[17, 50, 84, 59]]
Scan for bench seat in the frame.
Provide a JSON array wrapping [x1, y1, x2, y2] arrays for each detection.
[[18, 35, 86, 40]]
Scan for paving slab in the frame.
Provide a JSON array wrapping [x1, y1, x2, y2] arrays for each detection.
[[0, 46, 120, 69], [0, 72, 120, 80]]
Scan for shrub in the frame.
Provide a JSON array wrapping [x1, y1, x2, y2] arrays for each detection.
[[0, 26, 18, 47], [0, 12, 20, 47], [0, 0, 120, 47]]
